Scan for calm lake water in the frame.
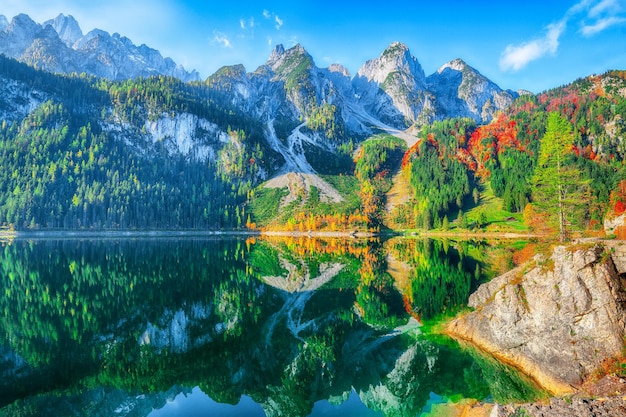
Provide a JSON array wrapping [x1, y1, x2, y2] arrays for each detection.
[[0, 235, 542, 417]]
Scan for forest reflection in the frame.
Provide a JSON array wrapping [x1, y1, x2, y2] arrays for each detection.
[[0, 236, 541, 417]]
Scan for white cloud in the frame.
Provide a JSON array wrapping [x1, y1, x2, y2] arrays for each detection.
[[274, 15, 283, 30], [588, 0, 621, 18], [581, 15, 626, 34], [212, 31, 232, 48], [500, 0, 625, 72], [580, 0, 626, 35], [240, 17, 254, 30], [500, 21, 565, 71], [262, 9, 283, 30]]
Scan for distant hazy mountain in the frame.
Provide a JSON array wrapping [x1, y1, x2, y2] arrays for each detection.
[[0, 13, 200, 81]]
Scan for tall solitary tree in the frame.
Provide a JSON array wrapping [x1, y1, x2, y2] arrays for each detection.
[[531, 112, 590, 242]]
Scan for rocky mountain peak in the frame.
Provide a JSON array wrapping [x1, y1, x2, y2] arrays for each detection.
[[213, 64, 247, 79], [44, 14, 82, 47], [431, 58, 487, 88], [438, 58, 470, 73], [263, 43, 315, 89], [6, 13, 39, 40], [382, 41, 410, 57], [207, 64, 250, 94], [328, 63, 350, 77], [34, 23, 60, 42], [266, 43, 313, 73], [357, 41, 426, 87], [266, 44, 286, 67], [9, 13, 38, 30], [352, 42, 431, 128], [0, 14, 39, 56], [427, 57, 518, 123], [73, 28, 108, 49], [0, 15, 8, 31]]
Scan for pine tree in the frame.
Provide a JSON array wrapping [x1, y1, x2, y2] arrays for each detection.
[[457, 209, 468, 229], [442, 215, 449, 231], [531, 112, 590, 242]]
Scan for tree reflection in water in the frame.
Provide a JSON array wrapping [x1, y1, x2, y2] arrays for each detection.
[[0, 236, 542, 417]]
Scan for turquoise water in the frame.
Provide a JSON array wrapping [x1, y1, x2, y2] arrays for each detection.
[[0, 236, 541, 416]]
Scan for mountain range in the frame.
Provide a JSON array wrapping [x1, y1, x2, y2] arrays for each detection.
[[0, 14, 519, 130], [0, 14, 200, 82], [0, 13, 623, 232]]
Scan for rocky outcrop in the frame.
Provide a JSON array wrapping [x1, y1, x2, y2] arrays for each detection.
[[446, 241, 626, 395], [605, 213, 626, 237]]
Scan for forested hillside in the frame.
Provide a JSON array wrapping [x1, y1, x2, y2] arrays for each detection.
[[396, 71, 626, 236], [0, 56, 277, 230]]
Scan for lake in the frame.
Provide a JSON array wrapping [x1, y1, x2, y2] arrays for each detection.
[[0, 235, 543, 416]]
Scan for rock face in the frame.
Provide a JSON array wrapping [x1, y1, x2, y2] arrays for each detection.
[[353, 41, 434, 127], [427, 58, 519, 123], [446, 241, 626, 395]]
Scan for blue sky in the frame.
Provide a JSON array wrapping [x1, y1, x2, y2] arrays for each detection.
[[3, 0, 626, 93]]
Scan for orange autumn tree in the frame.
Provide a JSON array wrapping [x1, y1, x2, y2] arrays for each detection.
[[466, 113, 522, 177]]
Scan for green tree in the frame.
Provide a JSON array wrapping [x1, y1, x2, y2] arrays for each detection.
[[457, 210, 469, 230], [477, 212, 488, 229], [531, 112, 590, 242]]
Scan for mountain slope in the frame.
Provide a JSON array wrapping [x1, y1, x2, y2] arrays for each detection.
[[428, 58, 520, 122], [395, 71, 626, 233], [0, 56, 274, 229]]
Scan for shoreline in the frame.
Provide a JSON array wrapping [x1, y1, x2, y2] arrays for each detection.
[[0, 228, 543, 240], [419, 230, 543, 239], [259, 230, 377, 238], [0, 229, 261, 240], [444, 323, 576, 396]]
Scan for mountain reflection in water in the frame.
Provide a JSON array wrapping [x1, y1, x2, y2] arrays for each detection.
[[0, 236, 542, 416]]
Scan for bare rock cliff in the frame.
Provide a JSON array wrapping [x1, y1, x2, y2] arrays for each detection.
[[446, 241, 626, 395]]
